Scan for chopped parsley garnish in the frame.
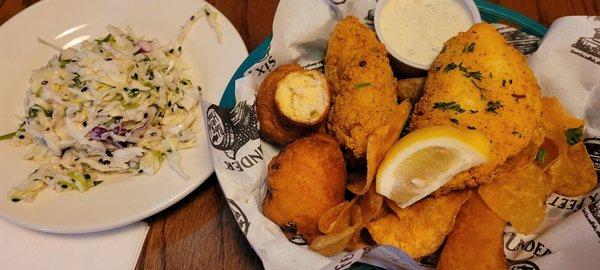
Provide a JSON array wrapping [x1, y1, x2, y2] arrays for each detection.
[[443, 62, 458, 72], [535, 148, 548, 165], [443, 62, 482, 80], [512, 93, 526, 101], [59, 59, 75, 68], [68, 74, 83, 88], [465, 71, 483, 80], [102, 34, 115, 43], [353, 82, 372, 89], [462, 42, 475, 53], [486, 101, 503, 114], [0, 132, 16, 141], [565, 126, 583, 146], [433, 101, 465, 113]]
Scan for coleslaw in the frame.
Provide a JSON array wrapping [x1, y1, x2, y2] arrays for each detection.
[[4, 7, 221, 202]]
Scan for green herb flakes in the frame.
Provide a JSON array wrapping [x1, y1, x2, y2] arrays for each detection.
[[433, 101, 465, 113], [353, 82, 372, 89], [565, 126, 583, 146], [486, 101, 503, 114], [535, 148, 548, 165]]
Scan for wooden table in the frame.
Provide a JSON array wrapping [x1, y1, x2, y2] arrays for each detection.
[[0, 0, 598, 269]]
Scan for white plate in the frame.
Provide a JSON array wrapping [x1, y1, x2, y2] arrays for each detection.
[[0, 0, 247, 233]]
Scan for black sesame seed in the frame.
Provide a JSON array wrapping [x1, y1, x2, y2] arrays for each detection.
[[178, 46, 182, 52], [98, 158, 103, 163], [169, 48, 174, 53], [84, 173, 91, 180], [105, 58, 113, 61], [81, 87, 88, 92], [41, 80, 48, 85], [143, 113, 148, 118], [197, 86, 202, 91], [105, 149, 113, 157], [151, 132, 157, 136], [190, 15, 195, 21], [138, 170, 143, 174], [103, 160, 111, 165], [167, 101, 172, 107], [61, 184, 68, 188], [82, 121, 87, 127], [11, 198, 20, 202], [132, 73, 139, 80], [18, 135, 25, 139], [359, 60, 367, 67]]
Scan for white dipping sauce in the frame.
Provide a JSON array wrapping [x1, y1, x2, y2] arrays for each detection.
[[379, 0, 473, 67]]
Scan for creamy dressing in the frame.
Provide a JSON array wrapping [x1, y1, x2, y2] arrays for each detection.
[[379, 0, 473, 67]]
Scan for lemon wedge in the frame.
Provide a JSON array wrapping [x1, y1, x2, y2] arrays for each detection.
[[376, 126, 490, 208]]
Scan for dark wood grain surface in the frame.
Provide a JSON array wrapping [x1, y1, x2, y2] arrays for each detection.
[[0, 0, 598, 269]]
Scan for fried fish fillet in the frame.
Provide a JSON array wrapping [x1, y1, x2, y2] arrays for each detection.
[[411, 23, 543, 193], [326, 16, 403, 159], [438, 193, 507, 270]]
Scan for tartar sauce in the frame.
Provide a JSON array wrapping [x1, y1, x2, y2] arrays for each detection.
[[378, 0, 473, 67]]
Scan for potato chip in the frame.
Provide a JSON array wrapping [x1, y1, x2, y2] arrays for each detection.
[[318, 197, 358, 234], [358, 185, 384, 224], [541, 97, 584, 151], [536, 137, 560, 167], [310, 206, 363, 256], [479, 163, 549, 235], [438, 193, 507, 270], [548, 142, 598, 197], [349, 101, 411, 195], [367, 191, 471, 258], [497, 142, 538, 173], [396, 77, 425, 104]]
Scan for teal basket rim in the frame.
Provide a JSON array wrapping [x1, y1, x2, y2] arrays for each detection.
[[219, 1, 548, 108], [218, 2, 548, 270]]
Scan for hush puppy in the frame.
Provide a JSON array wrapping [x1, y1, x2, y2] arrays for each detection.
[[262, 133, 347, 243]]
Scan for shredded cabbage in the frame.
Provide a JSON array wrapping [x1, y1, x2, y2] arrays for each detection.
[[7, 7, 221, 202]]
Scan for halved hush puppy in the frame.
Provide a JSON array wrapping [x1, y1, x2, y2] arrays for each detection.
[[275, 70, 330, 127], [257, 64, 308, 145]]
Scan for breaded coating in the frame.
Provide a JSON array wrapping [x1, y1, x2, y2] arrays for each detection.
[[438, 193, 507, 270], [257, 64, 309, 145], [325, 16, 402, 159], [411, 23, 542, 193], [262, 133, 347, 243]]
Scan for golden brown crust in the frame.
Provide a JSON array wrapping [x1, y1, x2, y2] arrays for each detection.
[[262, 133, 347, 243], [411, 23, 543, 193], [256, 64, 309, 145], [325, 16, 403, 159], [438, 193, 508, 270]]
